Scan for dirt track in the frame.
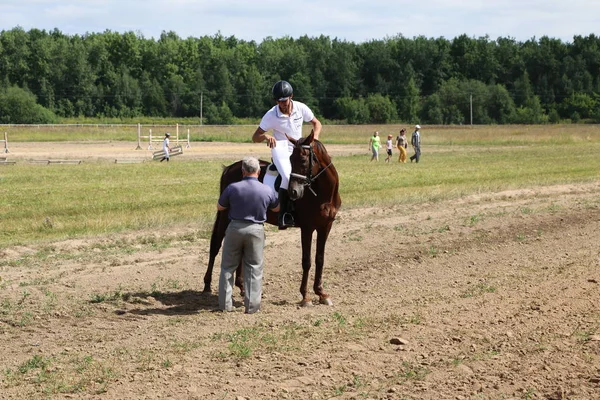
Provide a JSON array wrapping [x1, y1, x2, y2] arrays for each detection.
[[1, 143, 600, 399], [6, 141, 368, 162]]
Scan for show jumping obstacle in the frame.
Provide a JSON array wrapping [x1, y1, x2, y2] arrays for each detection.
[[135, 124, 192, 150]]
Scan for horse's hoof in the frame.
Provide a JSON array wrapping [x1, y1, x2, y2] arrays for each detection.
[[320, 297, 333, 306], [202, 287, 212, 294], [299, 300, 314, 308]]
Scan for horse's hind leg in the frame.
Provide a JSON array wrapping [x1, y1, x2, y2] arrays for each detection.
[[314, 225, 333, 305], [204, 212, 224, 293], [234, 263, 245, 297]]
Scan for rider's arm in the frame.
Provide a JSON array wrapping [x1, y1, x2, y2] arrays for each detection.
[[217, 202, 227, 211], [310, 117, 322, 140], [252, 126, 276, 148]]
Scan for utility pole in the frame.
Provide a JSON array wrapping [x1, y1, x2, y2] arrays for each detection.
[[470, 94, 473, 126]]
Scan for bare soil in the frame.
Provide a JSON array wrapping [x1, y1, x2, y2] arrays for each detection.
[[1, 143, 600, 399]]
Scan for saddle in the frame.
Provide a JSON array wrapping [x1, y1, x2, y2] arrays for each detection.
[[262, 162, 282, 193]]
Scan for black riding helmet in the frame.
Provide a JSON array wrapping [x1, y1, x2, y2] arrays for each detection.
[[272, 80, 293, 101]]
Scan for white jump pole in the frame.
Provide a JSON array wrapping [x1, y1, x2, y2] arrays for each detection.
[[148, 129, 153, 150], [186, 128, 191, 148]]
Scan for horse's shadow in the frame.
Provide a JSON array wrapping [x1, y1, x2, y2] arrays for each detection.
[[114, 290, 242, 316]]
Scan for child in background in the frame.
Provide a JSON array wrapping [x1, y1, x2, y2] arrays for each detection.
[[384, 134, 393, 163]]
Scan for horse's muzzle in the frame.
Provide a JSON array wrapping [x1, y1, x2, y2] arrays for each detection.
[[288, 182, 304, 201]]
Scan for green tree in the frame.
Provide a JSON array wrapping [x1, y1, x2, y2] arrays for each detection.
[[420, 94, 444, 125], [0, 86, 58, 123], [559, 92, 597, 119], [512, 95, 548, 124], [334, 96, 370, 124], [365, 94, 397, 123], [487, 84, 516, 124]]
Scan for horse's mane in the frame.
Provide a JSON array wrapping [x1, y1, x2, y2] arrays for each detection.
[[309, 139, 331, 165]]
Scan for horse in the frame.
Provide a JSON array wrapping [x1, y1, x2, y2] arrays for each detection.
[[203, 130, 341, 307]]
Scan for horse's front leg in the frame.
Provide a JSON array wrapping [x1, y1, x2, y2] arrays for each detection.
[[314, 224, 333, 305], [299, 227, 314, 307]]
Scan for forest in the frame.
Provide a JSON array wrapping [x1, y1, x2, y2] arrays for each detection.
[[0, 27, 599, 125]]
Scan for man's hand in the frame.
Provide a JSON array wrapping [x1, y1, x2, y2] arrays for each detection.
[[252, 127, 276, 148], [265, 135, 276, 148]]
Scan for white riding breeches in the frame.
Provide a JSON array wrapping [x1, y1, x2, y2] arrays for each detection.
[[271, 140, 293, 190]]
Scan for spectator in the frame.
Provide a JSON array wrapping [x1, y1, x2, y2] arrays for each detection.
[[410, 125, 421, 163], [396, 129, 408, 163], [385, 134, 393, 163], [369, 131, 381, 161], [217, 156, 280, 314]]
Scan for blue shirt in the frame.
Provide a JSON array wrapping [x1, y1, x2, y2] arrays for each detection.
[[218, 177, 279, 223]]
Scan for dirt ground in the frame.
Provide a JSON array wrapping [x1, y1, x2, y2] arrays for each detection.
[[1, 143, 600, 399]]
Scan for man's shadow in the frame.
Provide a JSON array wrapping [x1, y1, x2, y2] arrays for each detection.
[[112, 290, 243, 316]]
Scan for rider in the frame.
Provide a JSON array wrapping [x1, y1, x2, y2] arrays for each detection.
[[252, 80, 322, 229]]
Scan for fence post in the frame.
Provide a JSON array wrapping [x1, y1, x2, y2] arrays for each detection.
[[136, 123, 142, 150], [148, 129, 153, 150], [2, 132, 8, 153]]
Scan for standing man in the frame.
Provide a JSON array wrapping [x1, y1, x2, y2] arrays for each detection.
[[160, 132, 172, 162], [251, 80, 322, 229], [217, 156, 280, 314], [410, 125, 421, 163]]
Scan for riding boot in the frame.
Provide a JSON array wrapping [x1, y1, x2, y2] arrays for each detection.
[[278, 189, 295, 230]]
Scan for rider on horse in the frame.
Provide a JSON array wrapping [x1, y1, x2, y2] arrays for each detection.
[[251, 80, 323, 229]]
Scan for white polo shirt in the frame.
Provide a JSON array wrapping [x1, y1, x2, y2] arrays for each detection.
[[258, 100, 315, 141]]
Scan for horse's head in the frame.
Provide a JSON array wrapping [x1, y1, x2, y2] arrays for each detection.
[[286, 130, 332, 201]]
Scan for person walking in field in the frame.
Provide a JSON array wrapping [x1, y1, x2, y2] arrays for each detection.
[[396, 129, 408, 163], [410, 125, 421, 163], [384, 134, 393, 163], [159, 132, 172, 162], [217, 156, 280, 314], [369, 131, 381, 161], [251, 80, 322, 229]]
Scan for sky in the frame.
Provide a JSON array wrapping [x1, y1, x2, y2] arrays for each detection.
[[1, 0, 599, 44]]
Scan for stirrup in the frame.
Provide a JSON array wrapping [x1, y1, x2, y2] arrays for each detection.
[[279, 212, 295, 228]]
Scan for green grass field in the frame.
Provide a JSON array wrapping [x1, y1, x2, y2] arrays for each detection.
[[3, 123, 598, 145], [1, 124, 599, 248]]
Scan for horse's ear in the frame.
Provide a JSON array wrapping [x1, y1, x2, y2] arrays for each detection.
[[304, 129, 315, 144], [285, 134, 298, 146]]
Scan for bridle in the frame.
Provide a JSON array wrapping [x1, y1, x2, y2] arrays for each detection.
[[289, 143, 333, 196]]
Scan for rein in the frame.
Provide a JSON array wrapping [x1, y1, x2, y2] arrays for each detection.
[[290, 144, 333, 196]]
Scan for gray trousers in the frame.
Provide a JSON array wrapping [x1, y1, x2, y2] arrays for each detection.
[[410, 146, 421, 162], [218, 220, 265, 313]]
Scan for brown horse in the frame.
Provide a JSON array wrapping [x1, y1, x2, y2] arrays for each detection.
[[203, 131, 341, 306]]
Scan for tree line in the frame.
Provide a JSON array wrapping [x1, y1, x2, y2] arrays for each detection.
[[1, 27, 599, 124]]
